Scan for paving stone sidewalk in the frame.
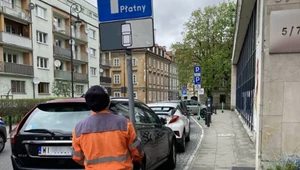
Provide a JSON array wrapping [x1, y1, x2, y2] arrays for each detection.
[[190, 110, 256, 170]]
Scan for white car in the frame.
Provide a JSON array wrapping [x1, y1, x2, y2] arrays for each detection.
[[147, 102, 190, 152]]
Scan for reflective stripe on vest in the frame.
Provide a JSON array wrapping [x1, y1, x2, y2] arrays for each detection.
[[85, 152, 130, 165], [72, 149, 84, 158], [129, 138, 141, 150]]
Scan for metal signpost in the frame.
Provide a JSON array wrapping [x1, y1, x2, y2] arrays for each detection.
[[98, 0, 155, 127]]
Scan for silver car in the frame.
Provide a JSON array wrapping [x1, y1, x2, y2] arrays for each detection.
[[184, 100, 207, 116]]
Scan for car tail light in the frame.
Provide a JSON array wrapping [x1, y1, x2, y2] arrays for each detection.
[[169, 115, 179, 124], [174, 131, 180, 137]]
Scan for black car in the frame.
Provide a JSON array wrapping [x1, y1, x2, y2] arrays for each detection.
[[10, 97, 177, 170], [0, 116, 7, 153]]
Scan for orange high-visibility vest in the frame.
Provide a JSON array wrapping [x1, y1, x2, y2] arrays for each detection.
[[72, 110, 143, 170]]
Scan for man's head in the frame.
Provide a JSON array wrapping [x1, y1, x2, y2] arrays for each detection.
[[84, 85, 110, 112]]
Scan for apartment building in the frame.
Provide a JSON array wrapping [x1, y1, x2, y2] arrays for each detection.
[[99, 51, 112, 94], [0, 0, 33, 99], [0, 0, 100, 99], [110, 45, 179, 104]]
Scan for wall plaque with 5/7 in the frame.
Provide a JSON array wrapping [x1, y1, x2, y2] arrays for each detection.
[[269, 9, 300, 54]]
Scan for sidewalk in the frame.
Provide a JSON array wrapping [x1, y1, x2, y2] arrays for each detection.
[[190, 110, 256, 170]]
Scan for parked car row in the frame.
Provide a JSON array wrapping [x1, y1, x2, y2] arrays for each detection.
[[0, 116, 7, 153], [6, 97, 205, 170]]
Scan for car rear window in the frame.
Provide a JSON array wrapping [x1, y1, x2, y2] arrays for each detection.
[[149, 106, 175, 116], [20, 103, 91, 133]]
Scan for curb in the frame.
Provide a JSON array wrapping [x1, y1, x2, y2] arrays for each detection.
[[185, 116, 205, 170], [234, 109, 255, 144]]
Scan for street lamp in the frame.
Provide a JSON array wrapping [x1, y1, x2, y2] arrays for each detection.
[[69, 3, 82, 98]]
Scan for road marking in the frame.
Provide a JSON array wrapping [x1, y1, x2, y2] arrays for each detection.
[[183, 116, 204, 170]]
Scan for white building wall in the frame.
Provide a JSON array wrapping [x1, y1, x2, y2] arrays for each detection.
[[0, 76, 34, 99]]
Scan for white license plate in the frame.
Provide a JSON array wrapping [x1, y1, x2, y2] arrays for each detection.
[[38, 146, 72, 156]]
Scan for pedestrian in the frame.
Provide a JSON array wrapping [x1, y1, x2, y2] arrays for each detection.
[[72, 85, 144, 170]]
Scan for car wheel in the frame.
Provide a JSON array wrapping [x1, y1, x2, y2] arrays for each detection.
[[186, 126, 190, 142], [165, 139, 176, 169], [0, 133, 5, 153], [179, 132, 186, 152]]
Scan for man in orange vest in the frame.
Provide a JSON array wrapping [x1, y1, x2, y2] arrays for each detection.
[[72, 85, 144, 170]]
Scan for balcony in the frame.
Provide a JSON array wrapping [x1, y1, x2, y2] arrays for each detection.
[[74, 72, 88, 82], [0, 3, 31, 23], [53, 46, 71, 58], [100, 76, 112, 84], [54, 70, 71, 80], [74, 52, 88, 62], [100, 59, 111, 67], [53, 24, 87, 43], [0, 62, 33, 76], [0, 31, 32, 50]]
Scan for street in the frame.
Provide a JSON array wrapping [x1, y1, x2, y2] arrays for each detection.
[[0, 117, 203, 170]]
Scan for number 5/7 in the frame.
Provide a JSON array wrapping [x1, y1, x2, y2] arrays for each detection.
[[282, 27, 287, 35]]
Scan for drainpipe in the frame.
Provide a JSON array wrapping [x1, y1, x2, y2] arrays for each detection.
[[145, 52, 148, 103], [168, 61, 171, 99]]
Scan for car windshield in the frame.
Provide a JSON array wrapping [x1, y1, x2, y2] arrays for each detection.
[[149, 106, 175, 116], [185, 100, 198, 105], [21, 103, 91, 133]]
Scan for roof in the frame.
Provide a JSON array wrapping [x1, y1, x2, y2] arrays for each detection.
[[46, 97, 142, 104], [147, 102, 179, 108]]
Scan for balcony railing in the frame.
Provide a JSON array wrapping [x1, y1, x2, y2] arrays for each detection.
[[74, 72, 88, 81], [0, 31, 32, 49], [0, 2, 31, 22], [2, 62, 33, 76], [100, 59, 111, 67], [53, 46, 71, 58], [53, 24, 87, 42], [54, 70, 71, 80], [74, 52, 88, 62], [100, 76, 112, 84]]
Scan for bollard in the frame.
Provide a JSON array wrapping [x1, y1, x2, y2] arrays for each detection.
[[197, 105, 204, 120], [8, 114, 12, 133], [222, 102, 224, 113]]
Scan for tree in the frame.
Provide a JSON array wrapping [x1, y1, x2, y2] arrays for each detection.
[[52, 80, 71, 97], [171, 1, 236, 96]]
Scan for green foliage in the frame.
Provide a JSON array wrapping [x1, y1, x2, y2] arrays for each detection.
[[171, 1, 236, 95], [0, 98, 56, 123], [267, 162, 298, 170], [52, 80, 71, 97]]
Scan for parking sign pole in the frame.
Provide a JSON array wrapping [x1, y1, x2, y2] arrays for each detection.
[[126, 49, 135, 127]]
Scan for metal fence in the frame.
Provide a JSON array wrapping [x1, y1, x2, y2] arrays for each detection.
[[235, 5, 256, 131]]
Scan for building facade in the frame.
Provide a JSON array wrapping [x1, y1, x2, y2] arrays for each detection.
[[0, 0, 100, 99], [110, 45, 179, 104], [231, 0, 300, 169]]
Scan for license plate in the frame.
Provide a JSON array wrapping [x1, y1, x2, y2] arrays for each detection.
[[38, 146, 72, 156]]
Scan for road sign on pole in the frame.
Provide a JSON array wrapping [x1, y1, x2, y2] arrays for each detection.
[[193, 66, 201, 85], [98, 0, 154, 51]]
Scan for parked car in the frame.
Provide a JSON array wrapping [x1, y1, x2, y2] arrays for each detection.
[[147, 102, 190, 152], [0, 116, 7, 153], [184, 100, 207, 116], [10, 97, 177, 170], [158, 100, 191, 119]]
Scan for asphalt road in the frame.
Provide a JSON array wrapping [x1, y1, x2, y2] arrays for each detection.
[[0, 117, 202, 170]]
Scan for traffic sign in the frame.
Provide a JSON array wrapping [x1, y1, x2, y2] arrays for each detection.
[[194, 66, 201, 73], [182, 85, 187, 90], [182, 89, 187, 96], [198, 88, 204, 95], [98, 0, 153, 22], [194, 84, 201, 91], [194, 76, 201, 85]]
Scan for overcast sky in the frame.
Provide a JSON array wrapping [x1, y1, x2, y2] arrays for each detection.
[[88, 0, 227, 50]]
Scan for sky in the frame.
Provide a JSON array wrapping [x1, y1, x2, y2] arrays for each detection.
[[88, 0, 225, 50]]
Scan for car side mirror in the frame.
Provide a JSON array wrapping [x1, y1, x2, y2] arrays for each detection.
[[160, 117, 167, 125]]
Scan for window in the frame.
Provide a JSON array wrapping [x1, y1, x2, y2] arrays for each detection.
[[2, 0, 14, 8], [38, 82, 49, 94], [37, 57, 48, 69], [36, 5, 46, 19], [88, 29, 95, 38], [90, 67, 96, 76], [134, 92, 137, 99], [76, 85, 84, 94], [140, 103, 160, 124], [114, 74, 120, 84], [113, 58, 120, 67], [133, 74, 137, 84], [3, 53, 17, 63], [114, 92, 121, 97], [11, 80, 25, 93], [148, 58, 151, 66], [148, 73, 152, 84], [161, 77, 163, 85], [36, 31, 47, 43], [160, 92, 163, 100], [149, 91, 152, 101], [89, 48, 96, 57], [132, 58, 136, 66], [53, 17, 61, 27], [55, 40, 61, 46]]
